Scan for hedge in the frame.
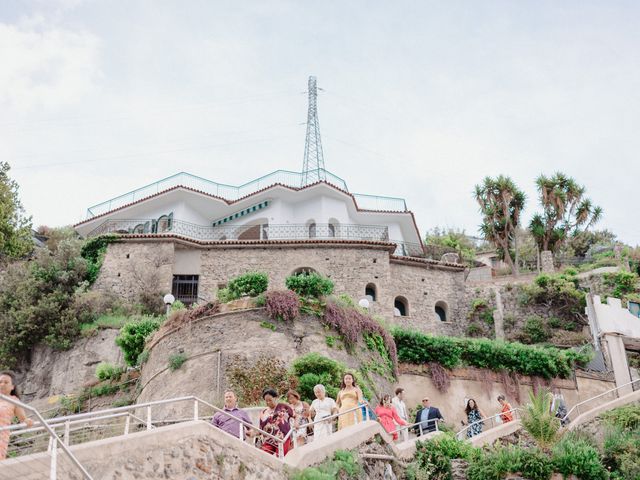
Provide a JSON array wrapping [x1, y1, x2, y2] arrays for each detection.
[[392, 328, 591, 379]]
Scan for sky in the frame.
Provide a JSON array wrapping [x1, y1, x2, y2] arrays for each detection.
[[1, 0, 639, 245]]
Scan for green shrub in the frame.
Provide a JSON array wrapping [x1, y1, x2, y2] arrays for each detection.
[[216, 287, 233, 303], [0, 238, 96, 368], [601, 404, 640, 431], [467, 446, 552, 480], [80, 235, 118, 284], [604, 271, 639, 299], [522, 316, 551, 344], [227, 272, 268, 298], [260, 321, 276, 331], [552, 434, 608, 480], [603, 427, 640, 480], [137, 349, 150, 365], [95, 362, 123, 381], [392, 328, 591, 379], [466, 323, 484, 337], [547, 316, 562, 329], [168, 353, 187, 371], [292, 353, 345, 401], [285, 272, 334, 298], [292, 450, 362, 480], [90, 384, 120, 397], [170, 300, 186, 311], [115, 317, 161, 366]]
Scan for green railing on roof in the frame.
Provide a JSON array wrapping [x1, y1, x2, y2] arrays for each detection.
[[85, 169, 407, 218]]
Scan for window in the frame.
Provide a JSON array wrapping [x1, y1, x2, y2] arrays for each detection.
[[291, 267, 317, 276], [435, 301, 448, 322], [308, 222, 317, 238], [365, 283, 377, 302], [328, 223, 336, 237], [328, 218, 339, 238], [132, 224, 145, 234], [394, 296, 408, 317], [172, 275, 199, 305]]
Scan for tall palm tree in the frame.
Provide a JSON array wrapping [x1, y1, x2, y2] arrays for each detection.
[[474, 175, 526, 275], [529, 173, 602, 253]]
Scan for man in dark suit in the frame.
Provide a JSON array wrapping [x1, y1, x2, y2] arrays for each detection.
[[414, 397, 444, 435]]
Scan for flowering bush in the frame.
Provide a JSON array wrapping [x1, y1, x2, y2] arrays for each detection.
[[323, 301, 398, 376], [227, 355, 298, 406], [285, 272, 334, 298], [265, 290, 300, 322]]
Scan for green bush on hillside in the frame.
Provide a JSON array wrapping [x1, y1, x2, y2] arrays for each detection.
[[291, 353, 371, 402], [552, 435, 608, 480], [95, 362, 123, 381], [115, 317, 161, 366], [392, 328, 591, 379], [227, 272, 269, 298], [285, 272, 334, 298]]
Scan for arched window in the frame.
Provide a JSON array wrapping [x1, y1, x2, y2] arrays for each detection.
[[394, 296, 408, 317], [308, 222, 317, 238], [435, 301, 448, 322], [328, 218, 339, 238], [156, 213, 173, 233], [132, 224, 145, 234], [291, 267, 317, 276], [365, 283, 377, 302]]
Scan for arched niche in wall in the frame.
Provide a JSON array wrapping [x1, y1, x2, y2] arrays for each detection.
[[394, 296, 408, 317], [156, 213, 173, 233], [306, 219, 317, 239], [365, 283, 377, 302], [435, 301, 448, 322], [291, 266, 318, 276], [328, 218, 340, 238]]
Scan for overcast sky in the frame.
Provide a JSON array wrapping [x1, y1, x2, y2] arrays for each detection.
[[1, 1, 638, 245]]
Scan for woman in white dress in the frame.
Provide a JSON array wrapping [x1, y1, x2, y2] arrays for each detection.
[[309, 384, 338, 441]]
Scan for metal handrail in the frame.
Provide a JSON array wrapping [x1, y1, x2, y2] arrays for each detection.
[[455, 407, 522, 440], [390, 417, 442, 437], [562, 378, 640, 422], [0, 394, 94, 479], [287, 403, 370, 448], [84, 168, 408, 218]]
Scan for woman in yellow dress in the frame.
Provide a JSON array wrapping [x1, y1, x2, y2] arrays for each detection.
[[336, 373, 363, 430]]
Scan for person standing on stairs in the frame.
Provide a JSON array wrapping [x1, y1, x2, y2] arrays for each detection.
[[0, 371, 33, 461]]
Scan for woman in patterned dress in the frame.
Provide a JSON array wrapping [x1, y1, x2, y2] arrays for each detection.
[[258, 388, 294, 456], [465, 398, 485, 438], [0, 371, 33, 461], [286, 390, 309, 446]]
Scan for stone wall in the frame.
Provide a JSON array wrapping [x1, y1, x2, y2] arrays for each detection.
[[397, 366, 616, 429], [95, 239, 466, 330], [137, 309, 395, 419], [19, 329, 124, 405], [94, 241, 174, 300]]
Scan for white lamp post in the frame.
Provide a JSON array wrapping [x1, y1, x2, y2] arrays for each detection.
[[358, 298, 370, 309], [163, 293, 175, 315]]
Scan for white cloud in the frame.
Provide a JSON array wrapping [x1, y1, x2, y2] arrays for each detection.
[[0, 17, 101, 111]]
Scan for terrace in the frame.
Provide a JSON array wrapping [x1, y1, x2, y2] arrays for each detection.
[[85, 218, 429, 257], [85, 169, 408, 218]]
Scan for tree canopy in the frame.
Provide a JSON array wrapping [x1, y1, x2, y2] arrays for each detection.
[[474, 175, 526, 275], [529, 172, 602, 253], [0, 162, 33, 259]]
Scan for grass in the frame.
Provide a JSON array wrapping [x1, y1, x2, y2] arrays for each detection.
[[80, 314, 132, 334]]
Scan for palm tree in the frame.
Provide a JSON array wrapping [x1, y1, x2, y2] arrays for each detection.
[[521, 389, 562, 451], [474, 175, 526, 275], [529, 173, 602, 253]]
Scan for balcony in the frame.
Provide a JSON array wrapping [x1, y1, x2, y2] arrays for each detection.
[[87, 219, 391, 243], [85, 169, 408, 218]]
